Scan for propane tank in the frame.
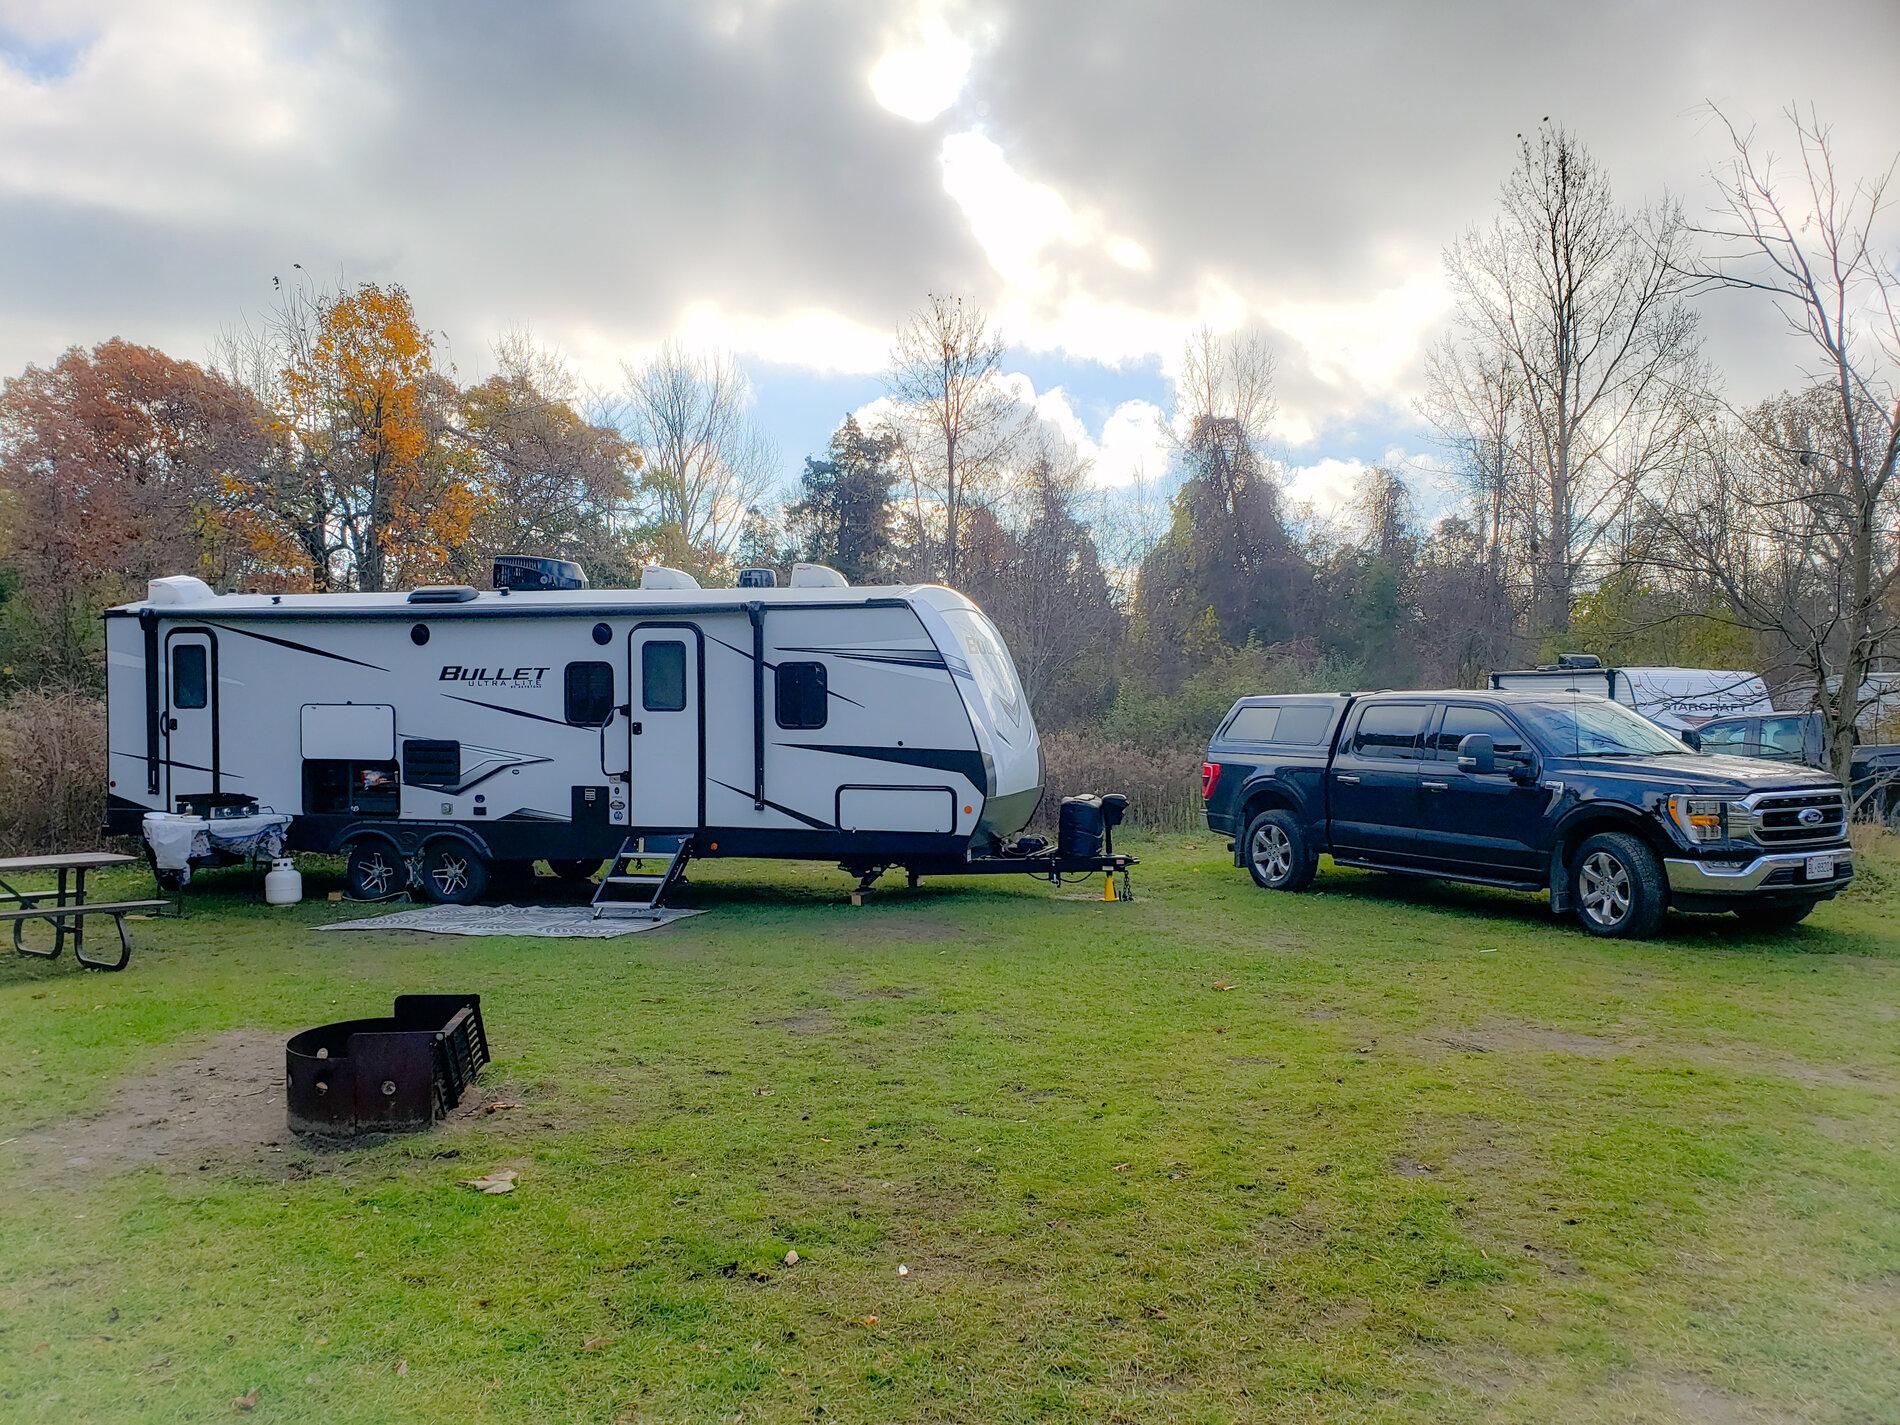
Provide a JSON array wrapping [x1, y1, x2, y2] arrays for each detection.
[[264, 857, 303, 906]]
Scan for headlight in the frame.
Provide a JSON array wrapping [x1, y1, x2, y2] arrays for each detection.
[[1666, 795, 1730, 843]]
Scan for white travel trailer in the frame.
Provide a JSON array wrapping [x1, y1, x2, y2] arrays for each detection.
[[1488, 656, 1771, 732], [103, 560, 1130, 909]]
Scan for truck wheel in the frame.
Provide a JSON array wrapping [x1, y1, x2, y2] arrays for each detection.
[[1733, 899, 1817, 930], [1244, 809, 1317, 892], [345, 842, 403, 900], [1571, 832, 1667, 939], [547, 858, 603, 882], [420, 842, 489, 905]]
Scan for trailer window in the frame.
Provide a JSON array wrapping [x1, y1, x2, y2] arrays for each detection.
[[775, 661, 828, 729], [642, 641, 687, 712], [402, 739, 460, 789], [565, 661, 615, 726], [171, 644, 208, 709]]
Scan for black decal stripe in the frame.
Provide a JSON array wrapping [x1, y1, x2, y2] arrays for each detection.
[[702, 633, 866, 708], [441, 694, 578, 727], [202, 621, 389, 671], [707, 776, 831, 830], [779, 644, 949, 670], [498, 809, 570, 823], [112, 749, 242, 778], [780, 743, 986, 787]]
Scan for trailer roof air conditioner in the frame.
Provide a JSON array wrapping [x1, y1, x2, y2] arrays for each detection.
[[640, 565, 701, 590], [146, 575, 216, 605], [789, 563, 848, 588]]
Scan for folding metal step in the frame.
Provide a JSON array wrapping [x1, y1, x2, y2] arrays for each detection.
[[592, 837, 691, 919]]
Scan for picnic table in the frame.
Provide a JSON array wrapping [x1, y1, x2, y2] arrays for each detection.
[[0, 852, 169, 972]]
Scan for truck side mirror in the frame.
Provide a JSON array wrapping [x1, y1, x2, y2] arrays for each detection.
[[1679, 728, 1702, 752], [1456, 733, 1496, 775]]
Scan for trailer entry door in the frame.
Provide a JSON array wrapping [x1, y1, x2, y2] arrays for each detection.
[[627, 625, 702, 831], [163, 629, 218, 809]]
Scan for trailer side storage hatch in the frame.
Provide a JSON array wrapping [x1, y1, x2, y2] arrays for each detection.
[[301, 704, 396, 761], [836, 785, 957, 834]]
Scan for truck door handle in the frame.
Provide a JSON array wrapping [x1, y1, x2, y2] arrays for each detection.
[[1421, 780, 1449, 792], [1335, 774, 1360, 785]]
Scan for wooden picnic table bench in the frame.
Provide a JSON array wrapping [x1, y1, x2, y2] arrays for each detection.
[[0, 852, 169, 972]]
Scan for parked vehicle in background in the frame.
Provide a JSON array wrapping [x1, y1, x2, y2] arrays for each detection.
[[1488, 655, 1770, 731], [1687, 710, 1900, 825], [1202, 690, 1852, 939]]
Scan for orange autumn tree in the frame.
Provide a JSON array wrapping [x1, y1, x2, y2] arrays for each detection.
[[273, 282, 483, 591]]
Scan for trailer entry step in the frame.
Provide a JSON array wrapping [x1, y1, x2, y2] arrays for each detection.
[[594, 838, 691, 918]]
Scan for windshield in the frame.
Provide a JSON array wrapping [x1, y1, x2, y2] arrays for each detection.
[[1516, 697, 1690, 758]]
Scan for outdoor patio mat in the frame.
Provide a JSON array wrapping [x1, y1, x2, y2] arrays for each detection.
[[317, 904, 704, 938]]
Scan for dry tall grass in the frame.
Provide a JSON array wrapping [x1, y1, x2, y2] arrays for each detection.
[[1036, 730, 1204, 834], [0, 688, 107, 854]]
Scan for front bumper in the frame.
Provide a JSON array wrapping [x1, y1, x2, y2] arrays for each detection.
[[1664, 849, 1853, 896]]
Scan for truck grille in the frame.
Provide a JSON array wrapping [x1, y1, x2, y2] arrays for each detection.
[[1745, 789, 1846, 847]]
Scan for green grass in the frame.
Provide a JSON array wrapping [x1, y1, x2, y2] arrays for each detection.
[[2, 836, 1897, 1423]]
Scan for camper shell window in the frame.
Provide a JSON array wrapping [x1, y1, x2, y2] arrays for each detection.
[[776, 661, 828, 729], [171, 644, 208, 709], [642, 641, 686, 712], [565, 661, 615, 726]]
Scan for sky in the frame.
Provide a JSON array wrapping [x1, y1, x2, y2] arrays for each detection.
[[1, 0, 1897, 525]]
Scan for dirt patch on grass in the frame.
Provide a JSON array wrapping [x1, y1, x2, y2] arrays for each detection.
[[3, 1030, 289, 1182], [830, 979, 923, 1001], [1428, 1022, 1623, 1058], [758, 1008, 839, 1036], [1634, 1368, 1768, 1424]]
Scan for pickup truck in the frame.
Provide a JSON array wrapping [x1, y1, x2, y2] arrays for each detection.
[[1686, 710, 1900, 826], [1202, 690, 1854, 938]]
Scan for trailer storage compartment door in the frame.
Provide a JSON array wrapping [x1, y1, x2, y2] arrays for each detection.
[[836, 785, 957, 834], [300, 704, 396, 761]]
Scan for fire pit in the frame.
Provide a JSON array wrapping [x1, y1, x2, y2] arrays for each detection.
[[286, 995, 490, 1136]]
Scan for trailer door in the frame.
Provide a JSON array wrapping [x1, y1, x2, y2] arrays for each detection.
[[163, 629, 218, 809], [627, 625, 702, 831]]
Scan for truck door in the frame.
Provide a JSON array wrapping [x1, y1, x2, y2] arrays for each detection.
[[626, 625, 702, 832], [1328, 701, 1433, 864], [1418, 703, 1547, 876], [162, 629, 218, 810]]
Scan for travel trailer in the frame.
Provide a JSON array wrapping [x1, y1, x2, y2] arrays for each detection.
[[103, 559, 1131, 910], [1488, 656, 1771, 732]]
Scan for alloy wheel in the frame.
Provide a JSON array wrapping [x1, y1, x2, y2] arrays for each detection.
[[1578, 850, 1631, 927], [1251, 823, 1294, 884], [357, 850, 395, 896]]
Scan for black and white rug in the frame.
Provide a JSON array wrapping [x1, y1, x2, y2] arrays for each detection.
[[316, 904, 703, 938]]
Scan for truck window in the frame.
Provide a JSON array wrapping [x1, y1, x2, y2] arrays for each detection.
[[1225, 706, 1280, 741], [1351, 704, 1426, 760], [1696, 719, 1751, 753], [1429, 705, 1525, 759], [1759, 716, 1807, 760]]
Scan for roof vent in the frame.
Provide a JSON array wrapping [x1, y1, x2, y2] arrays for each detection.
[[407, 585, 480, 604], [640, 565, 701, 591], [146, 575, 216, 605], [789, 562, 848, 589], [493, 555, 587, 592], [737, 567, 777, 589]]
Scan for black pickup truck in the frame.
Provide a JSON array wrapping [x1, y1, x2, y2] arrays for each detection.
[[1202, 690, 1854, 938]]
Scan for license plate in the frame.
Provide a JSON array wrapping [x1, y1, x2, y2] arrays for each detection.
[[1805, 854, 1835, 881]]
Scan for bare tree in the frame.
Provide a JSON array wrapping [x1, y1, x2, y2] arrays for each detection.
[[885, 294, 1010, 585], [1176, 325, 1278, 450], [619, 343, 776, 563], [1649, 107, 1900, 783], [1442, 123, 1702, 633]]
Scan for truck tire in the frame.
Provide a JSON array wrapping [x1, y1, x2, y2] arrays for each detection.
[[1570, 832, 1667, 939], [345, 841, 404, 900], [1733, 899, 1817, 930], [420, 841, 488, 905], [1243, 809, 1318, 892]]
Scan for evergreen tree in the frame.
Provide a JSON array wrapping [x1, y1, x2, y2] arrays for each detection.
[[785, 415, 900, 581]]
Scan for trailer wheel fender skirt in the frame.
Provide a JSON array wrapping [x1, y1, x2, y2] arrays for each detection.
[[337, 824, 493, 861]]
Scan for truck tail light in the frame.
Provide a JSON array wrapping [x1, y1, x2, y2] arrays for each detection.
[[1201, 761, 1222, 800]]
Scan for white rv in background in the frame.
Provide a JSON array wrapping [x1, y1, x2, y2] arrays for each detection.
[[102, 559, 1098, 905], [1488, 656, 1771, 731]]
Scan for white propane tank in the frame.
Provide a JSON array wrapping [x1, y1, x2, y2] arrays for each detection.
[[264, 857, 303, 906]]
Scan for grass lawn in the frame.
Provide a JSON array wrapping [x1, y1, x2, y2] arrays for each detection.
[[2, 834, 1897, 1424]]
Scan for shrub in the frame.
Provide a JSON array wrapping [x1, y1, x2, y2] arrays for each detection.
[[1036, 730, 1204, 835], [0, 687, 107, 854]]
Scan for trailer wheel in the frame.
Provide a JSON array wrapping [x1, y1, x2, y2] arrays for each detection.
[[420, 842, 489, 905], [345, 842, 404, 900], [546, 858, 603, 882]]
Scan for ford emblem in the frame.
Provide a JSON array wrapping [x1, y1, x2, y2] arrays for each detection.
[[1797, 807, 1825, 826]]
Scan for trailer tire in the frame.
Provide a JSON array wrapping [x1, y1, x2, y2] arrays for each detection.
[[345, 841, 405, 900], [1243, 809, 1317, 892], [420, 841, 489, 905], [547, 858, 603, 882]]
